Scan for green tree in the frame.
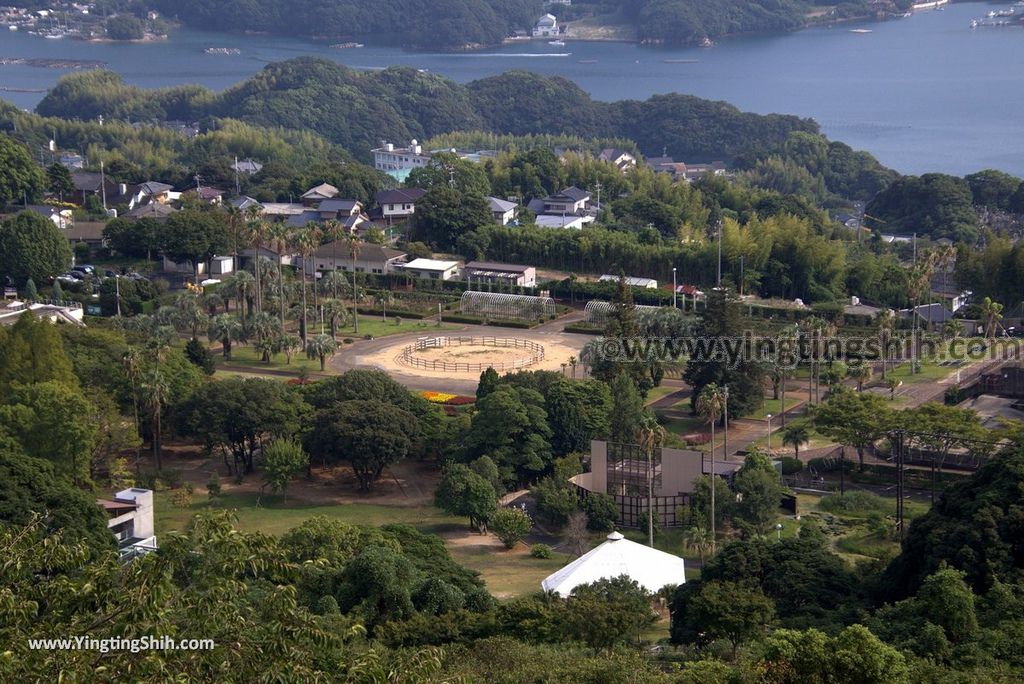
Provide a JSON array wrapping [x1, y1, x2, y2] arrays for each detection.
[[565, 576, 655, 653], [463, 384, 552, 485], [733, 451, 786, 536], [813, 387, 891, 470], [106, 14, 145, 40], [22, 278, 37, 301], [435, 462, 497, 533], [682, 580, 775, 658], [261, 438, 308, 501], [306, 400, 418, 490], [177, 378, 308, 476], [46, 163, 74, 201], [412, 186, 492, 251], [104, 217, 160, 260], [781, 420, 811, 459], [0, 135, 46, 207], [158, 209, 229, 283], [490, 507, 532, 549], [0, 313, 76, 394], [609, 372, 645, 444], [208, 313, 243, 359], [0, 211, 73, 286]]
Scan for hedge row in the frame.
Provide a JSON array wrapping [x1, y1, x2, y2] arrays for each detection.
[[355, 307, 427, 319]]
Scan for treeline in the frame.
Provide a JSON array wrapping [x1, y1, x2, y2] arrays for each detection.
[[87, 0, 542, 49], [35, 59, 822, 166]]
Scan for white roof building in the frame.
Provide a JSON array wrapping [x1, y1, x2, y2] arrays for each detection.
[[599, 274, 658, 289], [399, 258, 461, 281], [541, 531, 686, 597]]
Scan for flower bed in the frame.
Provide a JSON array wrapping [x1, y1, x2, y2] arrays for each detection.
[[421, 391, 475, 406]]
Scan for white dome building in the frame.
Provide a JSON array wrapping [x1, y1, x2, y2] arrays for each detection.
[[541, 531, 687, 597]]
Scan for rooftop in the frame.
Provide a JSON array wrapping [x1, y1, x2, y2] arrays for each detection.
[[465, 260, 532, 273], [375, 187, 427, 205], [402, 258, 460, 271]]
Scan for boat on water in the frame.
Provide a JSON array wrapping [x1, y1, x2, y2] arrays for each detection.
[[911, 0, 948, 10], [548, 40, 565, 46], [8, 25, 17, 31], [663, 58, 698, 63], [204, 47, 241, 55], [699, 36, 715, 48], [849, 28, 872, 33], [330, 42, 364, 49], [577, 59, 598, 64]]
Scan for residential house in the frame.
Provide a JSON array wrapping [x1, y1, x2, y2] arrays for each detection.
[[303, 241, 408, 276], [64, 221, 106, 251], [231, 158, 263, 175], [535, 214, 588, 230], [374, 188, 427, 222], [69, 171, 116, 205], [844, 296, 883, 319], [487, 196, 518, 225], [300, 183, 339, 207], [240, 245, 297, 268], [598, 148, 637, 173], [372, 140, 432, 181], [97, 488, 157, 560], [899, 303, 955, 331], [532, 13, 558, 37], [399, 258, 461, 281], [683, 161, 726, 181], [59, 152, 86, 170], [600, 274, 658, 289], [230, 195, 263, 213], [647, 155, 726, 181], [25, 204, 73, 230], [126, 182, 176, 210], [464, 261, 537, 287], [187, 186, 225, 205], [126, 201, 178, 221], [259, 203, 307, 221], [537, 186, 591, 215]]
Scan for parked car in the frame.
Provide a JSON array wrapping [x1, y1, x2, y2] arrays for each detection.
[[57, 273, 83, 284], [72, 264, 96, 276]]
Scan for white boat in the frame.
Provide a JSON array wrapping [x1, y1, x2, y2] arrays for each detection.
[[548, 39, 565, 46], [8, 25, 17, 31], [849, 28, 872, 33]]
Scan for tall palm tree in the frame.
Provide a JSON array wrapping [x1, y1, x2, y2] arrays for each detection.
[[322, 218, 344, 298], [293, 224, 321, 342], [174, 293, 208, 340], [875, 309, 896, 381], [279, 334, 302, 365], [569, 356, 578, 379], [226, 204, 243, 263], [249, 311, 281, 358], [686, 524, 713, 563], [122, 347, 143, 473], [638, 412, 666, 548], [344, 233, 361, 334], [141, 366, 169, 472], [229, 269, 255, 326], [208, 313, 242, 360], [981, 296, 1004, 339], [268, 221, 292, 331], [696, 382, 725, 551], [944, 318, 965, 341], [244, 208, 267, 314]]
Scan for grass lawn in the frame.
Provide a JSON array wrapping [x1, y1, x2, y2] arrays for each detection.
[[882, 360, 953, 384], [337, 315, 457, 340], [644, 384, 681, 406], [745, 396, 803, 420], [217, 344, 326, 373], [447, 543, 568, 599]]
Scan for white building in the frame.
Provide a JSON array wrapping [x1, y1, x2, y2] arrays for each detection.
[[400, 258, 461, 281], [374, 188, 427, 221], [488, 196, 518, 225], [304, 241, 407, 276], [541, 531, 685, 597], [533, 13, 558, 37], [599, 274, 658, 289], [97, 488, 157, 560], [464, 261, 537, 287], [535, 214, 588, 230], [372, 140, 433, 180]]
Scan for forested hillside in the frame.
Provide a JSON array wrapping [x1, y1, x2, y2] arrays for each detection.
[[36, 59, 817, 164]]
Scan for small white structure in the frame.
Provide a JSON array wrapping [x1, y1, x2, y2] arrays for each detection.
[[400, 258, 461, 281], [599, 274, 658, 289], [488, 196, 518, 225], [541, 531, 686, 597], [535, 214, 588, 230], [533, 13, 558, 37], [97, 488, 157, 560]]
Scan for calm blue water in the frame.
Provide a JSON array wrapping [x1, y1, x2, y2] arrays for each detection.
[[1, 2, 1022, 176]]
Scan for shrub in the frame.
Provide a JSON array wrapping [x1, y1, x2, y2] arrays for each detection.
[[160, 468, 184, 489], [780, 456, 804, 475], [184, 337, 216, 375], [638, 509, 661, 539], [343, 338, 354, 344], [583, 493, 619, 532], [531, 477, 579, 526], [491, 507, 532, 549], [316, 595, 340, 615], [530, 543, 553, 559], [206, 472, 221, 499], [819, 490, 892, 516]]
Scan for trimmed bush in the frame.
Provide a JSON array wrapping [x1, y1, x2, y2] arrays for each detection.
[[530, 543, 553, 559]]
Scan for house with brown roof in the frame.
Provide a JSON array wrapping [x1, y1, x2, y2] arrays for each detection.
[[303, 241, 407, 276]]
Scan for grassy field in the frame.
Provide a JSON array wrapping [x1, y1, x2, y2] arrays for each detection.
[[217, 344, 327, 373], [337, 315, 457, 340], [155, 490, 571, 599], [745, 396, 803, 420]]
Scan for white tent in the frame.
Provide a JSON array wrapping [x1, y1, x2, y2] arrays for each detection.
[[541, 531, 686, 597]]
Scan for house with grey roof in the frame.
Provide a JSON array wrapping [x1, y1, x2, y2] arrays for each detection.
[[487, 197, 518, 225], [374, 187, 427, 221], [464, 261, 536, 287], [303, 241, 407, 277]]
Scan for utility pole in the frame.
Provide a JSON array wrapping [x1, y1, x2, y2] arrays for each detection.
[[593, 181, 602, 221], [234, 156, 240, 196], [723, 385, 729, 461], [672, 267, 677, 309], [100, 160, 107, 212], [739, 255, 744, 296], [647, 445, 654, 548]]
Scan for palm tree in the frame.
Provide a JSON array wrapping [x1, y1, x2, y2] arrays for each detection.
[[279, 334, 302, 364], [254, 337, 276, 364], [569, 356, 578, 379], [225, 204, 244, 262], [981, 296, 1004, 339], [122, 347, 143, 473], [268, 221, 292, 330], [781, 421, 811, 460], [886, 377, 901, 400], [322, 218, 344, 298], [848, 363, 871, 392], [344, 233, 361, 334], [696, 382, 725, 551], [208, 313, 242, 360], [685, 524, 713, 563], [174, 293, 208, 339], [228, 269, 255, 325], [944, 318, 965, 341], [638, 412, 666, 548], [875, 309, 896, 381], [293, 223, 321, 342], [141, 366, 169, 472], [306, 333, 338, 371], [243, 208, 267, 313], [322, 299, 348, 339]]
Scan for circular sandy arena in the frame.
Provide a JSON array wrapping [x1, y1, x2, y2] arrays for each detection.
[[401, 336, 544, 373]]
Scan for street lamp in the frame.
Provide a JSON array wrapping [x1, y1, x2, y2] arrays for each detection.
[[766, 413, 773, 454], [114, 275, 121, 317], [775, 522, 783, 541], [672, 267, 677, 309]]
